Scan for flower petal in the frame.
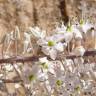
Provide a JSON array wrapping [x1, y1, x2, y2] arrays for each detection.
[[39, 57, 49, 64], [82, 23, 93, 33], [37, 39, 47, 46], [73, 46, 85, 56], [42, 46, 50, 55], [49, 48, 57, 60], [64, 32, 73, 43], [55, 42, 64, 52]]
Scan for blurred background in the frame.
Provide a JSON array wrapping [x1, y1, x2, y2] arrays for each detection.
[[0, 0, 96, 36]]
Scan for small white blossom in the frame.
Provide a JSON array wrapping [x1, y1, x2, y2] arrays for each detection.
[[4, 64, 14, 71], [79, 20, 93, 33], [15, 84, 20, 89], [73, 26, 83, 39], [64, 32, 73, 43], [39, 57, 56, 75], [72, 46, 85, 56], [37, 36, 65, 60]]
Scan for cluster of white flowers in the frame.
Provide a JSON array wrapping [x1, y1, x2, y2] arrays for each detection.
[[2, 19, 95, 59], [28, 20, 95, 60], [21, 20, 96, 95], [18, 57, 96, 96], [0, 19, 96, 96]]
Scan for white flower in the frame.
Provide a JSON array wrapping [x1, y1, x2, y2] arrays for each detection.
[[63, 24, 74, 42], [82, 23, 93, 33], [72, 46, 85, 56], [55, 23, 79, 43], [64, 32, 73, 43], [73, 26, 83, 39], [15, 84, 20, 89], [39, 57, 56, 75], [59, 23, 83, 41], [79, 20, 93, 33], [54, 42, 64, 52], [37, 37, 65, 60], [37, 71, 48, 81], [29, 26, 46, 39], [22, 64, 40, 83], [4, 64, 14, 71], [75, 31, 82, 39], [39, 57, 49, 64], [64, 59, 74, 72]]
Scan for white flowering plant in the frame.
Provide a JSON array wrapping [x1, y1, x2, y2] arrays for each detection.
[[0, 19, 96, 96]]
